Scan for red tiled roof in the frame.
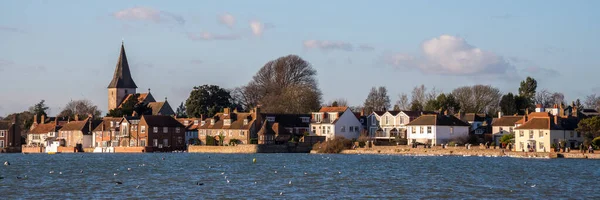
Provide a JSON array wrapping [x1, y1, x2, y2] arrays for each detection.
[[30, 123, 60, 134], [491, 116, 523, 127]]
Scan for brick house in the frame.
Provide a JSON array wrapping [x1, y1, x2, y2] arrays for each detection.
[[198, 107, 262, 145], [0, 115, 21, 151], [92, 117, 123, 147], [138, 115, 186, 152], [177, 117, 202, 144]]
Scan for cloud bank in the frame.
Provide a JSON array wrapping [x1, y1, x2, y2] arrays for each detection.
[[113, 7, 185, 25]]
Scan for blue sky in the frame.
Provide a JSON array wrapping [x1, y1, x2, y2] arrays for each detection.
[[1, 0, 599, 116]]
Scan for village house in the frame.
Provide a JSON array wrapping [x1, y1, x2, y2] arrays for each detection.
[[455, 112, 492, 135], [107, 42, 174, 115], [91, 117, 123, 148], [58, 116, 102, 152], [138, 115, 186, 152], [27, 115, 64, 148], [177, 117, 202, 144], [490, 112, 523, 145], [406, 112, 470, 145], [366, 110, 435, 144], [514, 107, 581, 152], [309, 106, 362, 141], [0, 115, 21, 152], [198, 108, 261, 145], [257, 113, 311, 144]]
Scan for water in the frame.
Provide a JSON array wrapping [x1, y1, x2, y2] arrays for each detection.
[[1, 153, 599, 199]]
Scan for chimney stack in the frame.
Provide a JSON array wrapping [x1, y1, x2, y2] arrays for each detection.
[[498, 112, 503, 118], [41, 115, 45, 124], [74, 115, 79, 121], [33, 114, 38, 125], [572, 105, 578, 118], [224, 107, 230, 115], [554, 114, 559, 126]]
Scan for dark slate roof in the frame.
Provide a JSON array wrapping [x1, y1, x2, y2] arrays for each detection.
[[373, 111, 386, 116], [261, 113, 311, 127], [108, 43, 137, 88], [401, 111, 437, 118], [406, 114, 471, 126], [456, 113, 488, 122], [142, 115, 185, 127]]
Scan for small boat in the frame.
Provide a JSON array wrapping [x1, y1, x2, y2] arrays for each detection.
[[48, 152, 56, 155]]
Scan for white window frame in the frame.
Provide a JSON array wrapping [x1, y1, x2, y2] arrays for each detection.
[[0, 130, 5, 137], [141, 126, 146, 133], [163, 127, 168, 133], [176, 127, 181, 133], [153, 127, 158, 133]]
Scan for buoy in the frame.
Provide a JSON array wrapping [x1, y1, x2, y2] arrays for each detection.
[[114, 173, 118, 176], [289, 180, 292, 185], [4, 161, 9, 166], [253, 158, 256, 163]]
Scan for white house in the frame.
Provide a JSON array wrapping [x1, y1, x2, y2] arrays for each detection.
[[366, 111, 433, 141], [514, 111, 582, 152], [406, 113, 470, 145], [491, 112, 523, 145], [310, 106, 362, 140]]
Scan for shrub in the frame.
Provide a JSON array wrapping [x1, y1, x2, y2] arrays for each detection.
[[396, 138, 408, 145], [592, 136, 600, 149], [229, 139, 241, 146], [206, 136, 217, 146], [500, 133, 515, 145], [313, 137, 352, 153], [357, 136, 368, 148]]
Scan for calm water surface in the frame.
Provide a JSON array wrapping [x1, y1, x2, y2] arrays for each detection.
[[0, 153, 599, 199]]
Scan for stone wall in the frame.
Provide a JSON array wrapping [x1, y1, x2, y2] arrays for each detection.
[[114, 147, 147, 153], [332, 145, 558, 158], [188, 145, 258, 153], [57, 146, 77, 153]]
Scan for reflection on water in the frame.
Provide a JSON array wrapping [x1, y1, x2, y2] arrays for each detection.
[[0, 153, 598, 198]]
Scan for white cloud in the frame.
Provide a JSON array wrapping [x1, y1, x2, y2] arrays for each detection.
[[303, 40, 375, 52], [250, 20, 264, 36], [113, 7, 185, 25], [187, 32, 240, 41], [385, 35, 514, 75], [219, 13, 236, 28], [358, 44, 375, 51]]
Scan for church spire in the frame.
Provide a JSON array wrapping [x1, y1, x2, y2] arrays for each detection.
[[108, 42, 138, 88]]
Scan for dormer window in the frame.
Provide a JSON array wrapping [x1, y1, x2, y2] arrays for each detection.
[[201, 121, 206, 126], [184, 120, 189, 126], [116, 122, 120, 127], [193, 120, 199, 125], [110, 121, 114, 127], [267, 116, 275, 122], [224, 119, 231, 126], [243, 119, 248, 125], [211, 119, 215, 125], [314, 113, 322, 122]]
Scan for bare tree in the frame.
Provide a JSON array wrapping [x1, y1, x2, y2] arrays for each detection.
[[411, 85, 426, 108], [452, 85, 501, 113], [59, 99, 102, 119], [243, 55, 322, 113], [327, 98, 349, 107], [395, 93, 409, 110], [535, 89, 553, 108], [550, 92, 565, 106], [363, 86, 391, 114], [585, 94, 600, 111]]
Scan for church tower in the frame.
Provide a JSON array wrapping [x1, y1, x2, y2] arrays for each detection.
[[107, 42, 137, 111]]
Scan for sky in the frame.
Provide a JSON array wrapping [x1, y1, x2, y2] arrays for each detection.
[[0, 0, 599, 117]]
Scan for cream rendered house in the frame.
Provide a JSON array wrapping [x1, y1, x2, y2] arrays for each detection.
[[513, 112, 581, 152]]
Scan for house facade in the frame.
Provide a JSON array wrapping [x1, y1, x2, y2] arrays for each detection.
[[257, 113, 311, 144], [406, 113, 470, 145], [177, 117, 201, 144], [490, 112, 522, 145], [27, 118, 61, 147], [0, 115, 21, 151], [58, 117, 101, 151], [92, 117, 123, 148], [366, 111, 433, 141], [514, 111, 581, 152], [138, 115, 186, 151], [455, 112, 491, 134], [198, 108, 261, 145], [309, 106, 362, 140]]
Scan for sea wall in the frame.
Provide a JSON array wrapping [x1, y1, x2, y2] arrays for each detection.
[[316, 145, 561, 158], [188, 144, 313, 153], [114, 147, 148, 153], [22, 146, 43, 153]]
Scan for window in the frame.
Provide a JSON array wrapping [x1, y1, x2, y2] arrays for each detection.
[[153, 127, 158, 133], [163, 139, 169, 146], [141, 126, 146, 133], [499, 127, 503, 132], [163, 127, 168, 133], [519, 131, 523, 137], [0, 130, 5, 137], [240, 131, 245, 136], [0, 140, 4, 148], [194, 120, 199, 125], [529, 131, 533, 139], [177, 137, 183, 145], [519, 142, 524, 151], [229, 130, 232, 136], [315, 114, 322, 122], [201, 121, 206, 126], [385, 116, 389, 125], [176, 127, 181, 133], [302, 117, 309, 123], [341, 126, 345, 132], [420, 127, 424, 134], [200, 130, 206, 136], [509, 127, 514, 133], [539, 130, 543, 137], [224, 119, 231, 126], [110, 121, 114, 127], [153, 139, 158, 147], [539, 142, 544, 150], [349, 126, 354, 132], [211, 119, 215, 125], [184, 121, 189, 126], [570, 131, 574, 138], [412, 127, 416, 134], [371, 116, 376, 124], [355, 126, 360, 132], [116, 122, 120, 127], [312, 126, 316, 134], [327, 126, 331, 134], [427, 126, 432, 134], [577, 132, 581, 137], [140, 140, 146, 147]]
